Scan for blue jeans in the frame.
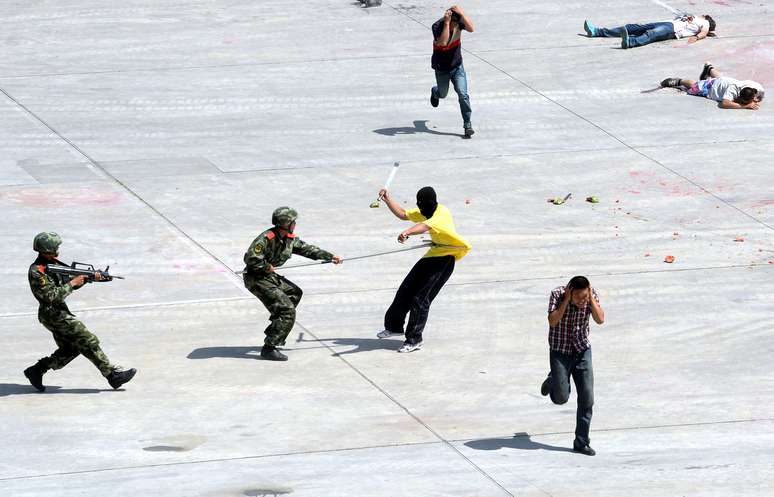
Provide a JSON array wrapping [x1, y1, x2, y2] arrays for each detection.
[[433, 64, 472, 128], [597, 22, 675, 48], [548, 347, 594, 446]]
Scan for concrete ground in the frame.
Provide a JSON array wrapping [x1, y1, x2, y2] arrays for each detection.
[[1, 0, 773, 496]]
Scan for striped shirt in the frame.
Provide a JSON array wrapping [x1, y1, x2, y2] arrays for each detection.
[[547, 286, 599, 354], [431, 19, 463, 71]]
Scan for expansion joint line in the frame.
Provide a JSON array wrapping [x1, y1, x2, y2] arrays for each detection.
[[295, 322, 526, 497], [383, 4, 773, 233], [0, 86, 247, 291]]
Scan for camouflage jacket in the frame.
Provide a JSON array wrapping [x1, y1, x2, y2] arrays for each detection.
[[28, 256, 75, 318], [243, 228, 333, 276]]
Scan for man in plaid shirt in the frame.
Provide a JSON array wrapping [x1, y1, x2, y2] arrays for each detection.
[[540, 276, 605, 456]]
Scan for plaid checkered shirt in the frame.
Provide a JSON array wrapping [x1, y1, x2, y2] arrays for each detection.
[[547, 286, 600, 354]]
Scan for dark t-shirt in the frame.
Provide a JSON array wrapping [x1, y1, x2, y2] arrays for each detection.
[[431, 19, 463, 71]]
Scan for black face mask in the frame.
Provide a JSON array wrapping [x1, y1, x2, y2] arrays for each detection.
[[416, 186, 438, 218]]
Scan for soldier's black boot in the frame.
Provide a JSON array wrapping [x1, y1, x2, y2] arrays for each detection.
[[24, 360, 48, 392], [107, 368, 137, 390], [261, 345, 288, 361]]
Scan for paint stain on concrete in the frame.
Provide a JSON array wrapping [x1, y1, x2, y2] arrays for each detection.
[[628, 169, 738, 198], [143, 445, 188, 452], [171, 262, 224, 273], [1, 187, 122, 208], [725, 39, 774, 84], [141, 434, 207, 452], [243, 486, 293, 496], [685, 463, 732, 470]]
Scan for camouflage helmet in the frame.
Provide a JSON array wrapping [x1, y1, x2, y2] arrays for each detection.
[[33, 232, 62, 254], [272, 207, 298, 228]]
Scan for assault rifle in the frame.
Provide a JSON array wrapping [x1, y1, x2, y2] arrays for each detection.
[[46, 262, 124, 283]]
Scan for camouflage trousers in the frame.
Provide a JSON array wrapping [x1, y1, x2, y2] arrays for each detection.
[[244, 272, 303, 347], [38, 313, 115, 377]]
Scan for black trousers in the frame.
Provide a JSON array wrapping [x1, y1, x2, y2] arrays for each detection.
[[384, 256, 455, 344]]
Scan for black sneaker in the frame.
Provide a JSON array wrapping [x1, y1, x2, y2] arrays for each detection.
[[107, 368, 137, 390], [660, 78, 682, 88], [464, 126, 475, 138], [540, 375, 551, 396], [261, 345, 288, 361], [699, 62, 714, 81], [430, 89, 439, 108], [24, 363, 46, 392], [573, 442, 596, 456]]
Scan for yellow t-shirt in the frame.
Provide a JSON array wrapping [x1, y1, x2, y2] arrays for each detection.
[[405, 204, 472, 261]]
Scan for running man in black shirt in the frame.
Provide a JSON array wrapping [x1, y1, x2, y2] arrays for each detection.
[[430, 5, 475, 138]]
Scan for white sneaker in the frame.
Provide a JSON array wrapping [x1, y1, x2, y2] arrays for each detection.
[[377, 329, 402, 339], [398, 341, 423, 353]]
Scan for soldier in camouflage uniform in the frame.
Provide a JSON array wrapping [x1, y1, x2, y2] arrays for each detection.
[[243, 207, 342, 361], [23, 232, 137, 392]]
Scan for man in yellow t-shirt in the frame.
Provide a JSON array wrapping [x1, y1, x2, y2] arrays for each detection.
[[376, 186, 471, 353]]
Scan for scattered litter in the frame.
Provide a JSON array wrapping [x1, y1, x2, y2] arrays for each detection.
[[369, 201, 380, 208], [586, 196, 599, 203], [734, 236, 744, 242], [548, 193, 572, 205], [664, 255, 676, 263]]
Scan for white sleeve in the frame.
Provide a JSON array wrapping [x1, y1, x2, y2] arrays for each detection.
[[722, 85, 739, 101], [753, 83, 765, 100]]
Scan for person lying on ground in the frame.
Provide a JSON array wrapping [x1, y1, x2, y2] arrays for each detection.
[[661, 61, 765, 110], [583, 14, 715, 49]]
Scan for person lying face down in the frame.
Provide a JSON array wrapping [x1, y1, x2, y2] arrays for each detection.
[[661, 61, 765, 110]]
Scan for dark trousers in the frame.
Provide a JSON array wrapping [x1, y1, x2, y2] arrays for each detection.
[[384, 256, 455, 345], [548, 347, 594, 446]]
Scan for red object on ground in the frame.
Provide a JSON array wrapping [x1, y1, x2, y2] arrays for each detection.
[[664, 255, 675, 263]]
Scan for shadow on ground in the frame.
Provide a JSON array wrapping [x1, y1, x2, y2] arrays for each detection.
[[373, 119, 463, 138], [323, 337, 403, 356], [188, 346, 261, 360], [188, 338, 403, 360], [464, 432, 573, 453], [298, 335, 404, 356], [0, 383, 108, 396]]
